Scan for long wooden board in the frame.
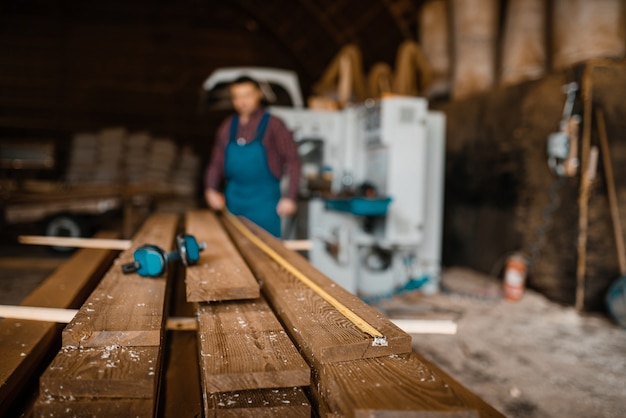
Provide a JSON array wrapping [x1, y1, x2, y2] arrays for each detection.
[[0, 231, 117, 415], [35, 214, 179, 417], [221, 216, 412, 364], [315, 352, 503, 417], [196, 298, 310, 394], [39, 345, 158, 399], [35, 397, 153, 418], [62, 213, 179, 347], [206, 387, 311, 417], [185, 210, 259, 302]]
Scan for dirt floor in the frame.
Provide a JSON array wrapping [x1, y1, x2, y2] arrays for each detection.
[[1, 243, 625, 417], [376, 268, 626, 418]]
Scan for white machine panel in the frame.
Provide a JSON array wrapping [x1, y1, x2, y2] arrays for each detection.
[[271, 98, 445, 298]]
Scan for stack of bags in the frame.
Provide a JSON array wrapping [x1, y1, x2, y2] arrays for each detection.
[[144, 138, 177, 192], [64, 127, 201, 199], [124, 132, 152, 185], [66, 133, 98, 184], [170, 145, 201, 196], [93, 127, 126, 184]]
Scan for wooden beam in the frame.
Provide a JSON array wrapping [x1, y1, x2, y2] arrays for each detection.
[[18, 233, 310, 252], [596, 109, 626, 274], [315, 351, 503, 417], [185, 210, 259, 302], [196, 298, 310, 394], [39, 346, 159, 399], [0, 231, 117, 416], [390, 319, 458, 335], [0, 306, 77, 323], [576, 67, 594, 311], [34, 397, 153, 418], [35, 214, 179, 417], [0, 306, 198, 331], [18, 235, 131, 250], [282, 240, 312, 251], [221, 216, 412, 364], [206, 387, 311, 417], [62, 213, 179, 347]]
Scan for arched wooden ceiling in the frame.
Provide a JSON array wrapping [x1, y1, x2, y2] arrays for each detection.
[[230, 0, 421, 83], [0, 0, 424, 150]]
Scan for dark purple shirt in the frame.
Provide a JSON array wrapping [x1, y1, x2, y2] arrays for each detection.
[[205, 108, 301, 201]]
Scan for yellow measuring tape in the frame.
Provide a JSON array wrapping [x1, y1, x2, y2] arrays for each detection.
[[224, 212, 387, 346]]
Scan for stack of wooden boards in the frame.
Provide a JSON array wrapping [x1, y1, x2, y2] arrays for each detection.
[[0, 232, 117, 416], [34, 213, 179, 417], [3, 209, 504, 417]]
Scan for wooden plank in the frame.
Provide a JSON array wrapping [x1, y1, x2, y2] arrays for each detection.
[[196, 298, 310, 394], [0, 306, 77, 323], [596, 109, 626, 274], [185, 210, 259, 302], [316, 352, 503, 417], [221, 216, 412, 364], [34, 215, 179, 417], [576, 66, 594, 311], [18, 235, 131, 250], [0, 232, 117, 415], [0, 257, 64, 270], [62, 213, 179, 347], [206, 387, 311, 418], [34, 396, 153, 418], [39, 345, 158, 399]]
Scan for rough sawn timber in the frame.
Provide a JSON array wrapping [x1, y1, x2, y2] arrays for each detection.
[[0, 232, 117, 415], [35, 213, 179, 417], [206, 387, 311, 417], [185, 210, 259, 302], [196, 297, 310, 394], [314, 352, 504, 417], [39, 345, 158, 399], [62, 213, 179, 347], [221, 216, 412, 364]]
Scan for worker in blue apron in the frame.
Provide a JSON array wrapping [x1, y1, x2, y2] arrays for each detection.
[[205, 76, 301, 238]]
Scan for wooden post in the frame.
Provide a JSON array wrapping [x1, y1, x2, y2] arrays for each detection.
[[596, 109, 626, 274], [185, 210, 259, 302], [576, 67, 594, 312]]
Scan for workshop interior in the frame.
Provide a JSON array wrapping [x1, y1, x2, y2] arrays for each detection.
[[1, 1, 626, 417]]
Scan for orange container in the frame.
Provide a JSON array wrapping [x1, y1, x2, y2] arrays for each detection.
[[504, 254, 528, 301]]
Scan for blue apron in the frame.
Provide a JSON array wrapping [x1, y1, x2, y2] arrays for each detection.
[[225, 113, 282, 237]]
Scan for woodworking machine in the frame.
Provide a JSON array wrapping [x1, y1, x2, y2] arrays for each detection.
[[271, 97, 446, 299]]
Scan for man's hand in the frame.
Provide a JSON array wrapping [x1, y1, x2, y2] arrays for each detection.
[[276, 197, 297, 217], [205, 189, 225, 211]]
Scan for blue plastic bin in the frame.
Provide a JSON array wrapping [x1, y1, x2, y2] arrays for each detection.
[[324, 197, 392, 216]]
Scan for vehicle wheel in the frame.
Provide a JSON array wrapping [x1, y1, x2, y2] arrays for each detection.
[[43, 214, 90, 252]]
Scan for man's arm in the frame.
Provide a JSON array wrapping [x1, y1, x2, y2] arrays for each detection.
[[204, 120, 230, 210], [270, 118, 302, 201]]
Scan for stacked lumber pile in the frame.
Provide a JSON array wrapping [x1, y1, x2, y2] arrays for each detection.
[[0, 232, 117, 416], [34, 213, 178, 417], [221, 215, 503, 417], [2, 210, 503, 417]]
